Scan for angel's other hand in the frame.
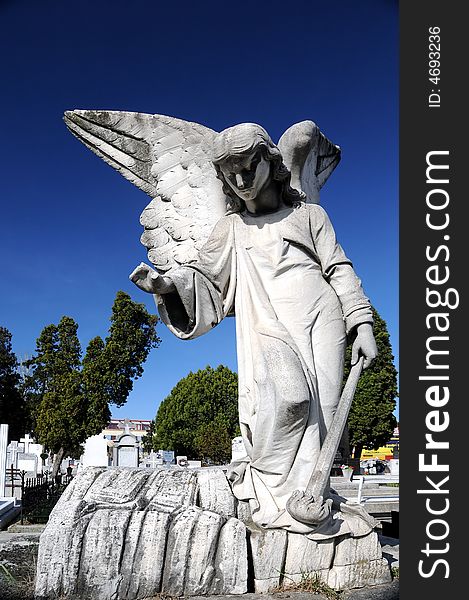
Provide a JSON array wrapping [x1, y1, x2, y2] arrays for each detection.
[[351, 322, 377, 369], [129, 263, 175, 294]]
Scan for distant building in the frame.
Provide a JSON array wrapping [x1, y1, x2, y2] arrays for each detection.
[[102, 418, 152, 443]]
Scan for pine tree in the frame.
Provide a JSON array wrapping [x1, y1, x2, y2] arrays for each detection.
[[0, 326, 26, 441], [29, 317, 85, 475], [26, 292, 160, 476]]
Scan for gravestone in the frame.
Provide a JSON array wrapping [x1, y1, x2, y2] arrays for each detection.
[[81, 435, 110, 468], [144, 452, 163, 468], [231, 436, 247, 462], [187, 460, 202, 468], [0, 424, 8, 496], [176, 455, 188, 467], [0, 425, 22, 528], [113, 432, 139, 467], [20, 433, 33, 452], [7, 435, 45, 475], [6, 440, 19, 471], [17, 452, 38, 475], [29, 443, 45, 474], [161, 450, 175, 464]]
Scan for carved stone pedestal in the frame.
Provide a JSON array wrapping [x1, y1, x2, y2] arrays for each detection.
[[35, 467, 391, 599], [246, 526, 391, 593]]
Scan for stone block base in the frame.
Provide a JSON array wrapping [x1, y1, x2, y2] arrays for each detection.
[[35, 467, 391, 599], [248, 527, 391, 593]]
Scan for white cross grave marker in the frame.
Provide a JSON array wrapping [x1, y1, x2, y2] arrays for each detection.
[[20, 433, 33, 453]]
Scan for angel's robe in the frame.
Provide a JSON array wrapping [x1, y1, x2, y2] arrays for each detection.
[[156, 202, 373, 532]]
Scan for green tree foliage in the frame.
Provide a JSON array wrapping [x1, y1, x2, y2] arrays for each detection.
[[142, 419, 156, 453], [345, 307, 398, 459], [194, 414, 234, 465], [0, 326, 26, 441], [30, 318, 84, 469], [150, 365, 239, 463], [96, 291, 161, 408], [25, 292, 160, 475]]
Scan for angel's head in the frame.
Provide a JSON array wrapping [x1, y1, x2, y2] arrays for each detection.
[[212, 123, 304, 213]]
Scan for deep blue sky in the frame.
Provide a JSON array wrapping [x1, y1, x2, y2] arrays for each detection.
[[0, 0, 398, 421]]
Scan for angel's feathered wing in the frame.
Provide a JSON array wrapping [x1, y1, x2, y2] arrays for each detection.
[[278, 120, 341, 203], [64, 110, 226, 273], [64, 111, 340, 274]]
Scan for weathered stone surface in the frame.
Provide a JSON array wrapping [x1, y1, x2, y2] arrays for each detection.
[[284, 532, 335, 583], [328, 558, 392, 590], [35, 500, 92, 597], [35, 466, 392, 598], [161, 505, 248, 596], [253, 578, 278, 594], [326, 531, 392, 590], [37, 472, 130, 598], [83, 468, 151, 504], [162, 506, 224, 596], [333, 531, 383, 566], [197, 468, 237, 518], [54, 465, 105, 506], [236, 498, 253, 524], [210, 517, 248, 594], [249, 527, 288, 592], [77, 509, 131, 598], [148, 467, 199, 509], [117, 510, 171, 598], [36, 467, 247, 599], [61, 513, 95, 596]]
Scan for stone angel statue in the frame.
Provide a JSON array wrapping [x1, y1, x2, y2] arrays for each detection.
[[64, 110, 377, 534]]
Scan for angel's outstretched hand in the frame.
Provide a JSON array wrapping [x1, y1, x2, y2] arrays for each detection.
[[129, 263, 176, 295]]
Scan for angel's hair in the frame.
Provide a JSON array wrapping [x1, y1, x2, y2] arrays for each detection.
[[212, 123, 305, 213]]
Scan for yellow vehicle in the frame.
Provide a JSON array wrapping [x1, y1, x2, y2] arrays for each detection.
[[360, 446, 395, 460]]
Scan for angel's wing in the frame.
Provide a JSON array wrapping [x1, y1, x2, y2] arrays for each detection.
[[277, 121, 341, 203], [64, 110, 226, 272]]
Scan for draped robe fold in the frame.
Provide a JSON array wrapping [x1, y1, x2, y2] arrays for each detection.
[[156, 203, 373, 533]]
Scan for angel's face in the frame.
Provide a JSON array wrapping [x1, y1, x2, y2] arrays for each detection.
[[219, 150, 271, 202]]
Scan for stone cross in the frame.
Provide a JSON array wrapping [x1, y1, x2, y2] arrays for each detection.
[[0, 424, 8, 497], [20, 433, 33, 453], [123, 418, 131, 434], [6, 440, 19, 470], [146, 452, 162, 469]]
